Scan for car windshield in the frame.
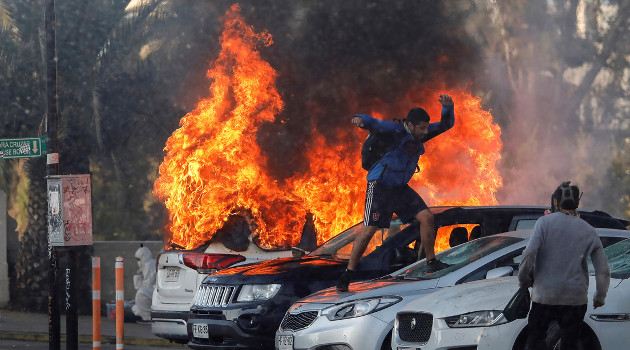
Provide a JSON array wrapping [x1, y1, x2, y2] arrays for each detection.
[[589, 238, 630, 279], [394, 236, 524, 280], [309, 219, 411, 259]]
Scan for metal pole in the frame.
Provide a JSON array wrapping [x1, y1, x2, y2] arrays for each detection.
[[45, 0, 61, 348]]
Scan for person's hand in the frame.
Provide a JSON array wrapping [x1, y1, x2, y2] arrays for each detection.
[[438, 94, 454, 106], [351, 116, 364, 128], [593, 300, 605, 309], [518, 279, 532, 288]]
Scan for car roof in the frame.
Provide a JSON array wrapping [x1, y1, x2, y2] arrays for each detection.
[[491, 229, 533, 239], [430, 205, 621, 215], [428, 205, 547, 214], [492, 227, 630, 239]]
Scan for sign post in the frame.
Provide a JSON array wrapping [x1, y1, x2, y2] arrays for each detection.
[[45, 0, 60, 348], [0, 137, 47, 159], [47, 174, 93, 350]]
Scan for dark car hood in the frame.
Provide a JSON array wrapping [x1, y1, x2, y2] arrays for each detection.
[[202, 256, 346, 285]]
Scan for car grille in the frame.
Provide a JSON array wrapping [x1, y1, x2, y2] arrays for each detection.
[[397, 312, 432, 343], [279, 311, 318, 331], [193, 285, 235, 307]]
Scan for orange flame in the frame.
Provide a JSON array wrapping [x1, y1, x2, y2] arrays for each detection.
[[435, 224, 480, 252], [154, 5, 503, 250], [154, 4, 303, 249]]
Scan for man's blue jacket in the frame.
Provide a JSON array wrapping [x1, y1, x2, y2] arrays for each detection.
[[356, 104, 454, 187]]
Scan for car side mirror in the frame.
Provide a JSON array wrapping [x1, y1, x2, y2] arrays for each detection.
[[389, 247, 417, 272], [485, 266, 513, 279], [291, 246, 308, 258]]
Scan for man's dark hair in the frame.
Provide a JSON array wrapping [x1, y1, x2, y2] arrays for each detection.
[[553, 181, 581, 210], [406, 107, 430, 125]]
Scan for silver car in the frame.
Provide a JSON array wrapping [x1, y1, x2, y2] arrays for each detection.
[[275, 228, 630, 350]]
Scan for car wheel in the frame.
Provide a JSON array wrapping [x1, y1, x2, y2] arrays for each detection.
[[545, 321, 600, 350]]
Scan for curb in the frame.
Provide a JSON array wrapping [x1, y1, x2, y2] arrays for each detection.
[[0, 331, 182, 347]]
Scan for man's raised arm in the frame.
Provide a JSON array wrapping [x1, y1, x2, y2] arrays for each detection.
[[424, 94, 455, 141]]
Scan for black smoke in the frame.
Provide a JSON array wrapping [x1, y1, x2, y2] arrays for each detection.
[[156, 1, 484, 180]]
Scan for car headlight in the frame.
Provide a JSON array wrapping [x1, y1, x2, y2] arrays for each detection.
[[322, 296, 402, 321], [445, 310, 507, 328], [236, 284, 281, 302]]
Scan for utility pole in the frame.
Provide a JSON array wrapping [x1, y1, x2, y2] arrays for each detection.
[[45, 0, 61, 349]]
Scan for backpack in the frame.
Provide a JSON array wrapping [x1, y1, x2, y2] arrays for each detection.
[[360, 119, 405, 171]]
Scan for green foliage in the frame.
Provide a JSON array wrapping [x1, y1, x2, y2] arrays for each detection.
[[1, 0, 628, 242]]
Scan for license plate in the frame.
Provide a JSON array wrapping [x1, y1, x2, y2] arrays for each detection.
[[165, 268, 180, 282], [192, 323, 208, 338], [278, 335, 293, 350]]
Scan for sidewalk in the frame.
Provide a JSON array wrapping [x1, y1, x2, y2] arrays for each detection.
[[0, 309, 182, 347]]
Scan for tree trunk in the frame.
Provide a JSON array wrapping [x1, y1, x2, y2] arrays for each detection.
[[11, 157, 49, 312]]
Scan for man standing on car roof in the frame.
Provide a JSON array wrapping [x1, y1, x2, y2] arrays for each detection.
[[518, 181, 610, 350], [337, 94, 455, 292]]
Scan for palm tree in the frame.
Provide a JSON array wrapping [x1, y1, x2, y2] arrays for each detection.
[[0, 1, 15, 33], [5, 0, 172, 312]]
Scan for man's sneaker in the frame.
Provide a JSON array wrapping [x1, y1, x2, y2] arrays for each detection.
[[336, 269, 354, 292], [426, 258, 450, 273]]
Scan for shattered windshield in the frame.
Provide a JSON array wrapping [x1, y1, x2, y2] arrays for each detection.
[[589, 238, 630, 279], [395, 236, 524, 279], [309, 219, 410, 259]]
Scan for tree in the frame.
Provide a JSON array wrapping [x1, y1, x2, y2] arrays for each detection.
[[3, 0, 177, 311], [461, 0, 630, 211]]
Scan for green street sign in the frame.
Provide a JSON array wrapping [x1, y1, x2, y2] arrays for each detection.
[[0, 137, 47, 159]]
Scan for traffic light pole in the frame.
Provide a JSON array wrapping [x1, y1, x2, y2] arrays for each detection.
[[45, 0, 60, 349]]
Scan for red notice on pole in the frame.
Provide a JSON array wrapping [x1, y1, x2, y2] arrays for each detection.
[[47, 174, 93, 246]]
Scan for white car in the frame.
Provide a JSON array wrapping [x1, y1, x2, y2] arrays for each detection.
[[392, 238, 630, 350], [151, 230, 310, 342], [275, 228, 630, 350]]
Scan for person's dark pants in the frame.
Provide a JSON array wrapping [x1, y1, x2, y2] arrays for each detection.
[[526, 302, 587, 350]]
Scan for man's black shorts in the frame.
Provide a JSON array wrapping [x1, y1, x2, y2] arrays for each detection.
[[363, 181, 428, 228]]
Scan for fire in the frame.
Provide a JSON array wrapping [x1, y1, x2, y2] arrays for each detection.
[[154, 5, 503, 250], [435, 224, 480, 252], [408, 88, 503, 206], [154, 4, 304, 249], [286, 129, 365, 242]]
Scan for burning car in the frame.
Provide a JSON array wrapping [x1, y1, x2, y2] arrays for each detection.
[[392, 237, 630, 350], [275, 228, 630, 350], [185, 205, 627, 349]]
